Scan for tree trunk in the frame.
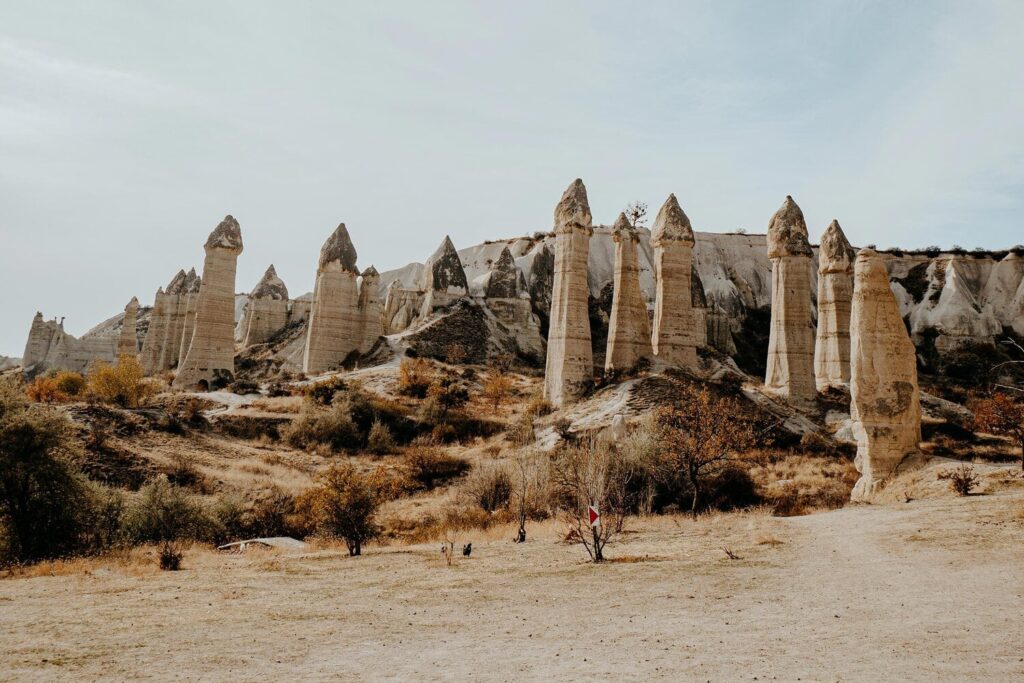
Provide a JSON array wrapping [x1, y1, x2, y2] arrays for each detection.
[[690, 466, 701, 517], [591, 525, 603, 562]]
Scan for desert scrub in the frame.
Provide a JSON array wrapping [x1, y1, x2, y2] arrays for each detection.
[[296, 464, 390, 556], [463, 462, 513, 513], [283, 399, 361, 451], [398, 358, 433, 398], [87, 355, 155, 408], [366, 419, 396, 454], [404, 446, 470, 490]]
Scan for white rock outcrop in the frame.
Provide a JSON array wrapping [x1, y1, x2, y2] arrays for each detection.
[[850, 249, 922, 501], [814, 220, 855, 390], [605, 213, 652, 373], [484, 246, 544, 359], [174, 216, 244, 389], [650, 194, 702, 369], [117, 297, 140, 357], [544, 179, 594, 406], [765, 196, 817, 403], [242, 265, 289, 347], [303, 223, 362, 374]]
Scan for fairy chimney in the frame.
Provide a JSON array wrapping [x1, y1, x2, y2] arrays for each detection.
[[419, 235, 469, 316], [543, 178, 594, 406], [117, 297, 140, 357], [177, 270, 201, 368], [303, 223, 362, 374], [849, 249, 922, 501], [242, 265, 289, 347], [765, 196, 816, 403], [814, 220, 855, 390], [358, 266, 384, 353], [650, 194, 701, 368], [605, 213, 652, 373], [174, 215, 244, 389]]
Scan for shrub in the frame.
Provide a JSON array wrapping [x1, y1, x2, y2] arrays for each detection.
[[426, 374, 469, 419], [24, 376, 67, 404], [283, 400, 361, 451], [305, 377, 348, 406], [404, 447, 470, 490], [526, 394, 553, 417], [125, 478, 215, 544], [0, 381, 90, 563], [87, 355, 154, 408], [464, 463, 513, 513], [296, 464, 388, 556], [940, 464, 979, 496], [227, 379, 260, 395], [214, 486, 309, 541], [53, 371, 86, 397], [159, 544, 182, 570], [398, 358, 433, 398], [482, 372, 514, 411], [507, 414, 535, 447], [366, 419, 396, 455]]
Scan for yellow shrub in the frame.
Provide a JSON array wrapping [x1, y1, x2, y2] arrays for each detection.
[[53, 371, 86, 397], [87, 355, 155, 408]]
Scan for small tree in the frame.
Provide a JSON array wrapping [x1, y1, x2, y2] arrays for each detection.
[[654, 386, 758, 515], [973, 391, 1024, 471], [426, 373, 469, 420], [398, 358, 433, 398], [511, 449, 548, 543], [552, 437, 630, 562], [624, 201, 648, 229], [482, 371, 514, 412], [298, 464, 386, 556]]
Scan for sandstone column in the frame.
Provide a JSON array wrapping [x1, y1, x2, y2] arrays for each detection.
[[157, 269, 189, 370], [605, 212, 652, 373], [303, 223, 361, 374], [814, 220, 855, 390], [650, 194, 699, 368], [765, 196, 817, 403], [177, 271, 201, 368], [117, 297, 140, 357], [418, 235, 469, 317], [543, 178, 593, 406], [140, 287, 167, 375], [242, 264, 290, 347], [358, 266, 384, 353], [174, 216, 244, 389], [850, 249, 922, 501]]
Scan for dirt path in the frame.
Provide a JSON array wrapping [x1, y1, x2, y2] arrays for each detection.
[[2, 492, 1022, 682]]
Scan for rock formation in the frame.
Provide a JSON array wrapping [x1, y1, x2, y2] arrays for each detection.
[[117, 297, 140, 357], [174, 216, 244, 389], [177, 271, 202, 368], [605, 213, 652, 373], [419, 235, 469, 317], [484, 246, 544, 359], [140, 287, 168, 375], [543, 179, 594, 406], [358, 266, 384, 353], [765, 196, 816, 403], [21, 312, 118, 377], [158, 269, 192, 371], [850, 249, 922, 501], [383, 280, 421, 334], [303, 223, 362, 374], [650, 194, 702, 368], [242, 265, 289, 347], [814, 220, 855, 390]]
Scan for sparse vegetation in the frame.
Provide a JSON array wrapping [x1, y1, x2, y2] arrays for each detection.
[[398, 358, 433, 398], [939, 463, 980, 496], [482, 371, 514, 412], [973, 391, 1024, 471], [366, 419, 396, 454], [87, 355, 155, 408], [296, 464, 389, 556], [404, 446, 470, 490]]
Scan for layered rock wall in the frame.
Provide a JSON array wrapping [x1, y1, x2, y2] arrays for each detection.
[[242, 265, 290, 347]]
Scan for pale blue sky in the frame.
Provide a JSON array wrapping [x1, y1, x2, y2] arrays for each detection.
[[2, 1, 1023, 355]]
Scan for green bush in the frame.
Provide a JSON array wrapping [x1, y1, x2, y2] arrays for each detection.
[[283, 400, 362, 451], [125, 478, 216, 544]]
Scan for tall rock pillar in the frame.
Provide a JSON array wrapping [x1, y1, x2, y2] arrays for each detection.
[[814, 220, 855, 390], [358, 266, 384, 353], [605, 212, 652, 373], [177, 271, 202, 368], [850, 249, 922, 501], [650, 194, 699, 368], [174, 216, 244, 389], [242, 265, 290, 347], [117, 297, 140, 357], [543, 178, 593, 407], [303, 223, 361, 374], [140, 287, 167, 375], [765, 196, 816, 403]]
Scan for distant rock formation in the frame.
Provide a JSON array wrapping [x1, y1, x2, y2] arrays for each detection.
[[814, 220, 855, 390], [484, 246, 544, 359], [242, 265, 289, 347], [21, 312, 117, 377], [850, 249, 922, 501], [117, 297, 140, 357], [419, 235, 469, 317], [303, 223, 362, 374], [383, 280, 422, 335], [605, 213, 652, 373], [160, 269, 193, 371], [177, 271, 202, 368], [140, 286, 168, 375], [650, 194, 702, 369], [907, 254, 1003, 352], [358, 266, 384, 353], [174, 215, 244, 389], [765, 196, 816, 403], [544, 179, 594, 406]]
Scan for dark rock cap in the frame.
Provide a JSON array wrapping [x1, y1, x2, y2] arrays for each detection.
[[819, 219, 855, 274], [650, 194, 694, 247], [361, 265, 380, 278], [485, 247, 519, 299], [422, 235, 468, 292], [166, 269, 188, 295], [554, 179, 593, 235], [611, 212, 637, 242], [205, 215, 243, 251], [319, 223, 359, 272], [250, 264, 289, 300], [767, 196, 813, 259]]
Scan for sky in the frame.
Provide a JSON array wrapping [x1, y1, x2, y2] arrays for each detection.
[[2, 0, 1023, 356]]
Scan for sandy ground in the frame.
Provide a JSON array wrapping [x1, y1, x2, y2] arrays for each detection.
[[2, 488, 1023, 682]]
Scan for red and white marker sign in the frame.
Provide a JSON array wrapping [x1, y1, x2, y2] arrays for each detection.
[[588, 505, 600, 527]]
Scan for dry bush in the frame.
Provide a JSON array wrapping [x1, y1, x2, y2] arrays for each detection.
[[482, 371, 514, 412], [972, 391, 1024, 471], [939, 463, 980, 496], [464, 462, 513, 513], [24, 376, 68, 403], [509, 449, 552, 541], [295, 464, 390, 556], [164, 452, 210, 492], [404, 446, 470, 490], [159, 543, 182, 571], [426, 373, 469, 419], [53, 371, 86, 397], [305, 376, 348, 406], [750, 453, 857, 516], [367, 419, 396, 455], [507, 414, 535, 447], [283, 400, 361, 452], [87, 355, 155, 408], [398, 358, 433, 398], [526, 394, 553, 417]]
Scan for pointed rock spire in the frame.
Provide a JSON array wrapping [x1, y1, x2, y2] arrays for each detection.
[[819, 219, 855, 274], [166, 269, 188, 295], [554, 179, 593, 234], [486, 247, 520, 299], [361, 265, 380, 278], [318, 223, 359, 271], [251, 264, 289, 300], [422, 235, 468, 293], [205, 215, 243, 251], [767, 196, 812, 259], [650, 194, 694, 246], [125, 297, 140, 311], [611, 212, 635, 240]]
